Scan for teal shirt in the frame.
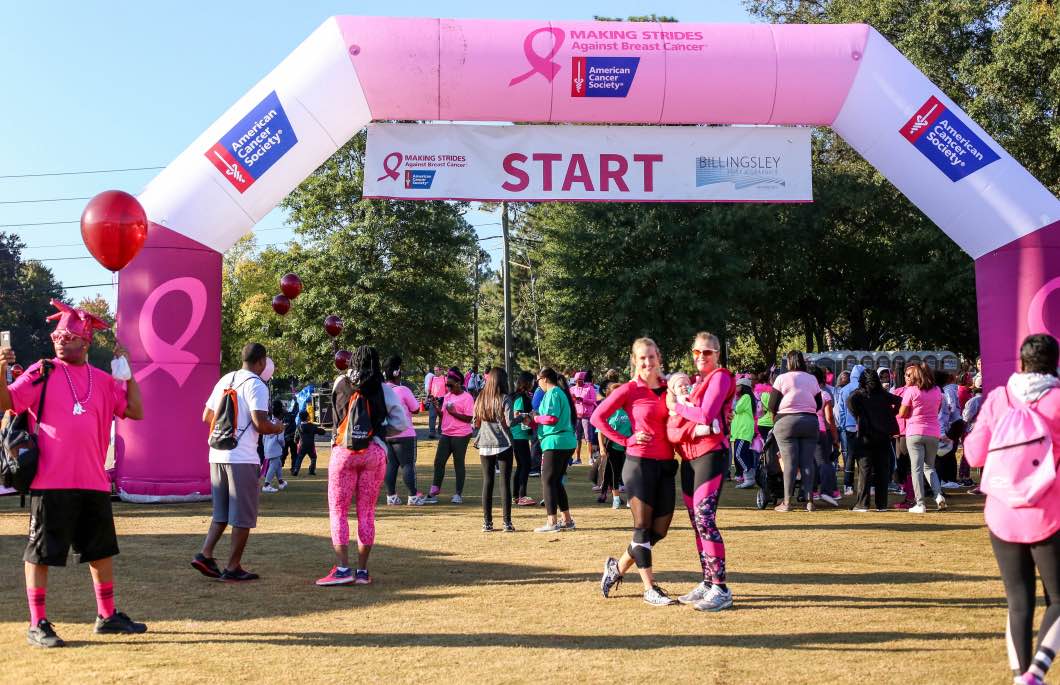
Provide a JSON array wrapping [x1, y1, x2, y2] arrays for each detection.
[[606, 408, 632, 452], [538, 386, 577, 451], [510, 395, 531, 440]]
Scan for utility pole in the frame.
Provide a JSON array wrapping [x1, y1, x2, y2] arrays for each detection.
[[472, 252, 479, 372], [501, 202, 514, 383], [510, 257, 541, 370]]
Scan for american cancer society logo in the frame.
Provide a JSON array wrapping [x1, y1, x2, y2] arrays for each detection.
[[695, 155, 787, 190], [404, 170, 436, 190], [900, 95, 999, 182], [206, 91, 298, 193], [571, 57, 640, 97]]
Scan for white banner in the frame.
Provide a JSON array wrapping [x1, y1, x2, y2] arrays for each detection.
[[364, 123, 812, 202]]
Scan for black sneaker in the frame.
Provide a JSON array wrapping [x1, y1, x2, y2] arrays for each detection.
[[601, 557, 623, 598], [218, 567, 260, 582], [503, 521, 515, 532], [27, 619, 65, 648], [191, 553, 222, 578], [482, 521, 494, 532], [95, 611, 148, 634]]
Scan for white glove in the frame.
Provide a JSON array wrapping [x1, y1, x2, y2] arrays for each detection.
[[693, 424, 711, 437], [111, 356, 132, 381]]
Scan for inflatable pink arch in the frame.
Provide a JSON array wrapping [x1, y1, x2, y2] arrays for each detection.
[[113, 17, 1060, 501]]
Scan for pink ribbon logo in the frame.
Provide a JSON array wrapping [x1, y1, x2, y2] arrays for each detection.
[[134, 276, 206, 386], [1028, 275, 1060, 336], [509, 27, 565, 86], [377, 152, 403, 182]]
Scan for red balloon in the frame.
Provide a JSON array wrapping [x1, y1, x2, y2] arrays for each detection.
[[272, 294, 291, 316], [324, 315, 343, 337], [80, 190, 149, 272], [280, 273, 303, 299], [334, 349, 352, 371]]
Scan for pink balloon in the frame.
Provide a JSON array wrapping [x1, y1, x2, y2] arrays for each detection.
[[334, 349, 352, 370], [272, 294, 291, 316], [324, 315, 343, 337], [280, 273, 303, 299]]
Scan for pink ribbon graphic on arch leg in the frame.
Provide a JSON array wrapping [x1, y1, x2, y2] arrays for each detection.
[[134, 276, 207, 386], [1028, 275, 1060, 337], [509, 27, 565, 86], [377, 152, 403, 182]]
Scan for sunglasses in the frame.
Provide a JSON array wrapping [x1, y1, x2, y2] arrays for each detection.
[[691, 349, 716, 359], [50, 332, 83, 344]]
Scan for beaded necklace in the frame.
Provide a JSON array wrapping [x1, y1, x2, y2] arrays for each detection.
[[59, 361, 93, 416]]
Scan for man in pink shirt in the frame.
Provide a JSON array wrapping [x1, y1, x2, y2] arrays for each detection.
[[0, 300, 145, 648]]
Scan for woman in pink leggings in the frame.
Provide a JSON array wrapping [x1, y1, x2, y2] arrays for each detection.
[[317, 346, 410, 587]]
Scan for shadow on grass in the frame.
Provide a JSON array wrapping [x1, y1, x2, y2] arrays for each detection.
[[95, 629, 1003, 651]]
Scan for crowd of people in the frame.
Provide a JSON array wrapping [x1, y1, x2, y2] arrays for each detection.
[[3, 303, 1060, 685]]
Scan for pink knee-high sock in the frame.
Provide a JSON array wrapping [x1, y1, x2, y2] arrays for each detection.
[[94, 581, 115, 619], [27, 587, 46, 626]]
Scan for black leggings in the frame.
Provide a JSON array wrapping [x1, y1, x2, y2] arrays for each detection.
[[512, 439, 531, 499], [855, 438, 892, 510], [481, 450, 513, 524], [600, 445, 626, 494], [623, 456, 678, 569], [385, 437, 417, 496], [991, 529, 1060, 677], [432, 434, 470, 495], [541, 449, 573, 516]]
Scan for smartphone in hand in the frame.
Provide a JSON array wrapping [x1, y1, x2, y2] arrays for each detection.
[[1, 331, 11, 384]]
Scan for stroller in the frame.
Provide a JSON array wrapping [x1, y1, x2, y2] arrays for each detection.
[[754, 430, 785, 509]]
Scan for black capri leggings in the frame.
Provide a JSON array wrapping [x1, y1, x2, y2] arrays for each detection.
[[512, 439, 531, 500], [622, 455, 677, 517], [541, 448, 574, 516], [385, 437, 418, 496], [600, 445, 626, 493], [991, 529, 1060, 678], [432, 434, 471, 495], [481, 449, 513, 524]]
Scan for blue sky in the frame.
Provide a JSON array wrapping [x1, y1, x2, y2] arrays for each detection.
[[0, 1, 754, 310]]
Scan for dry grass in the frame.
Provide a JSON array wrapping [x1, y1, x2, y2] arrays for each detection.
[[0, 424, 1027, 684]]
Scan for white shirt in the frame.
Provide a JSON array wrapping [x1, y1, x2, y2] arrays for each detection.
[[424, 371, 436, 397], [206, 369, 270, 465]]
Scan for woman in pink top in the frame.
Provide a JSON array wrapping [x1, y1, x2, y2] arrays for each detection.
[[964, 334, 1060, 685], [768, 351, 823, 512], [898, 363, 946, 513], [383, 356, 424, 506], [594, 337, 680, 607], [570, 371, 598, 464], [428, 368, 475, 504]]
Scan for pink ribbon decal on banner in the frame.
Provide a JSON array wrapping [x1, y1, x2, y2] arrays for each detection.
[[377, 152, 403, 181], [509, 27, 565, 86], [135, 276, 207, 386], [1028, 275, 1060, 337]]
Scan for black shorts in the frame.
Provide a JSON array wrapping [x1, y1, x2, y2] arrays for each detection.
[[622, 455, 677, 517], [24, 490, 120, 566]]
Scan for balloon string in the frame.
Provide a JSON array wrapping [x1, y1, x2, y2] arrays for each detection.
[[112, 271, 119, 350]]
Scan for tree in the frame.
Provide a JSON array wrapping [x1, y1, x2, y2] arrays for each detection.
[[0, 233, 66, 363], [76, 295, 116, 369]]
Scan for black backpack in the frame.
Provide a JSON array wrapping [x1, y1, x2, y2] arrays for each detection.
[[1, 361, 53, 494], [208, 372, 259, 450], [338, 386, 375, 451]]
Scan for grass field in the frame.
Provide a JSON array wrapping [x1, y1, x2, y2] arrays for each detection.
[[0, 423, 1030, 684]]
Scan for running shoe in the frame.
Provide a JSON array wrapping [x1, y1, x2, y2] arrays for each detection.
[[819, 493, 839, 507], [644, 584, 678, 607], [451, 494, 463, 504], [844, 486, 855, 496], [887, 482, 902, 494], [423, 495, 439, 504], [571, 458, 583, 465], [516, 496, 536, 506], [601, 557, 623, 598], [386, 494, 402, 506], [534, 523, 561, 533], [908, 503, 927, 514], [959, 478, 975, 488], [316, 566, 354, 586], [693, 585, 733, 612], [408, 495, 426, 506], [27, 620, 65, 648], [612, 497, 622, 509], [482, 521, 494, 532], [774, 502, 790, 513], [851, 506, 870, 513], [1019, 672, 1045, 685], [262, 484, 278, 493], [94, 611, 148, 634], [278, 480, 288, 491], [936, 494, 948, 511], [678, 581, 710, 605], [218, 567, 260, 582], [503, 521, 515, 533], [561, 518, 576, 531], [832, 490, 842, 500], [736, 478, 755, 489], [354, 570, 372, 585], [592, 485, 602, 492], [941, 481, 962, 490], [191, 553, 222, 579], [529, 471, 541, 478]]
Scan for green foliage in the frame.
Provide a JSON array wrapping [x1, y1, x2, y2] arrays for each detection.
[[0, 233, 66, 363]]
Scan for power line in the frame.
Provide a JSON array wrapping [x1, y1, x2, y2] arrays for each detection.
[[20, 226, 291, 250], [0, 196, 93, 205], [0, 220, 79, 228], [0, 166, 164, 180]]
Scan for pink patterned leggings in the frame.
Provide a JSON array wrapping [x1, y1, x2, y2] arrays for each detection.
[[328, 443, 387, 547]]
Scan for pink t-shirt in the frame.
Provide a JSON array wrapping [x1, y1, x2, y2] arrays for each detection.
[[816, 390, 832, 432], [441, 391, 474, 437], [772, 371, 819, 415], [386, 383, 420, 439], [892, 386, 908, 434], [901, 386, 942, 437], [8, 359, 128, 492], [570, 383, 597, 418]]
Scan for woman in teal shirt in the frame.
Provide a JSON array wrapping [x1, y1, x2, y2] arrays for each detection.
[[532, 368, 577, 533], [508, 371, 536, 506], [596, 382, 632, 508]]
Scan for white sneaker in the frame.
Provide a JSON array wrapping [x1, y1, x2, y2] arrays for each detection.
[[693, 585, 733, 612], [941, 481, 961, 490], [678, 581, 711, 605], [534, 523, 561, 533], [451, 494, 463, 504], [844, 486, 854, 496], [386, 494, 402, 506], [908, 503, 927, 514], [408, 495, 426, 506], [277, 481, 288, 491], [936, 494, 948, 510], [736, 478, 756, 489], [820, 494, 839, 507], [262, 484, 278, 493]]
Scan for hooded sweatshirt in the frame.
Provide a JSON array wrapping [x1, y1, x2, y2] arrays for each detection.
[[964, 372, 1060, 543], [838, 365, 865, 432]]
